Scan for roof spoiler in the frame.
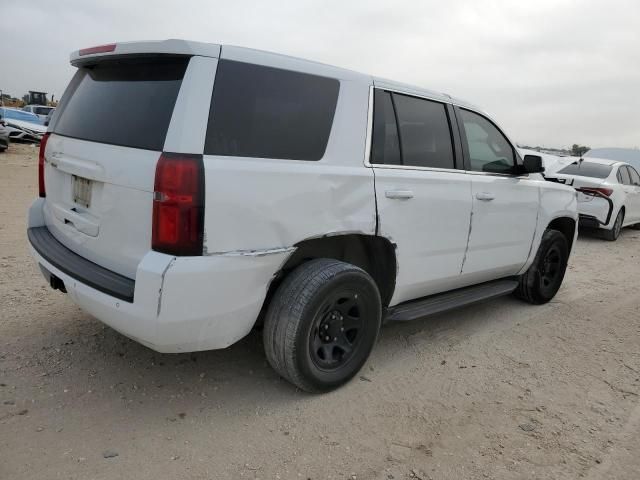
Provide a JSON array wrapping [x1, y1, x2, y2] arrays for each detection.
[[70, 39, 221, 66]]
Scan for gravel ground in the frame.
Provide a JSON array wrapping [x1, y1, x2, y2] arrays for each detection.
[[1, 143, 639, 479]]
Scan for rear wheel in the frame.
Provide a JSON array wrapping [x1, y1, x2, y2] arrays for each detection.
[[263, 259, 381, 393], [603, 209, 624, 241], [514, 229, 569, 305]]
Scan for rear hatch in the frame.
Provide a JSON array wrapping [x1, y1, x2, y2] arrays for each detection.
[[43, 56, 189, 278]]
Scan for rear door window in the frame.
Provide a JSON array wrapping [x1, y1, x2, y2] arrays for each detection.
[[392, 93, 455, 169], [371, 90, 401, 165], [628, 166, 640, 186], [558, 162, 613, 179], [53, 57, 188, 151], [205, 60, 339, 161], [617, 166, 631, 185]]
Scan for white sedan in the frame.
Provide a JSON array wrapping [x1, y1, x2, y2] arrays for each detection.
[[548, 157, 640, 241], [0, 107, 47, 142]]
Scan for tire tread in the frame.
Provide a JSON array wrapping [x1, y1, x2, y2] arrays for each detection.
[[263, 259, 378, 393], [514, 229, 568, 305]]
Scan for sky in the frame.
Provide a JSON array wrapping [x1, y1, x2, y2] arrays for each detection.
[[1, 0, 639, 149]]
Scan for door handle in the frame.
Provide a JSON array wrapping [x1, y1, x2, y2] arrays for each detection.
[[385, 190, 414, 200], [475, 192, 495, 201]]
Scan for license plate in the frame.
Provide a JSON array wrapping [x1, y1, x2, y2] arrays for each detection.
[[72, 176, 92, 208]]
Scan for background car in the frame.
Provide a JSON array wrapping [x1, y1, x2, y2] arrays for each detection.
[[0, 116, 9, 152], [518, 148, 574, 175], [22, 104, 55, 122], [43, 108, 57, 126], [0, 107, 47, 142], [548, 158, 640, 240]]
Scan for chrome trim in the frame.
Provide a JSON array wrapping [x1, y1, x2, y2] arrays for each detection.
[[363, 86, 374, 167], [464, 170, 529, 179], [368, 163, 468, 175]]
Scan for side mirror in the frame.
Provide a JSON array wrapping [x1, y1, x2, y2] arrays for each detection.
[[522, 155, 545, 174]]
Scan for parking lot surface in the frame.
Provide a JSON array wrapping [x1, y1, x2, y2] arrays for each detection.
[[1, 143, 639, 479]]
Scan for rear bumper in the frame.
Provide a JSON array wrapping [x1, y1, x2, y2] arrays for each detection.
[[28, 226, 135, 301], [577, 193, 614, 228], [27, 198, 290, 353]]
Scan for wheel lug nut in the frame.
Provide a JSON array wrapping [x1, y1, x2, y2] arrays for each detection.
[[333, 337, 337, 341], [325, 336, 330, 341], [340, 327, 344, 331]]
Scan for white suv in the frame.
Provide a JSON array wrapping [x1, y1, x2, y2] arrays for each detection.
[[28, 40, 578, 392]]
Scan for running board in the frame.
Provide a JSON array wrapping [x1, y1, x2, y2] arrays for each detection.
[[386, 278, 519, 322]]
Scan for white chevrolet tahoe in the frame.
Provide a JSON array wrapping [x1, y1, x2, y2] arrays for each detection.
[[28, 40, 578, 392]]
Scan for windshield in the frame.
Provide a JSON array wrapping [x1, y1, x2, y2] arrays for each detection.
[[557, 161, 612, 179]]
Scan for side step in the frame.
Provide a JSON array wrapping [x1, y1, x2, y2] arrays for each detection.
[[386, 278, 519, 322]]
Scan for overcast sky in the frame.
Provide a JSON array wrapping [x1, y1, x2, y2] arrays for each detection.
[[1, 0, 638, 149]]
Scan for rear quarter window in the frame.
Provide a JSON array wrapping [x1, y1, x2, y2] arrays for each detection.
[[53, 57, 188, 151], [557, 162, 612, 179], [205, 60, 340, 161]]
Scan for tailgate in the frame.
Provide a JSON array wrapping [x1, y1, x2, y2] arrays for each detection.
[[43, 56, 189, 279]]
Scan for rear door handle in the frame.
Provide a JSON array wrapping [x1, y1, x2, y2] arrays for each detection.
[[385, 190, 414, 200], [475, 192, 495, 201]]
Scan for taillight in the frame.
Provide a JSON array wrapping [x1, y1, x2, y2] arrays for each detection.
[[577, 187, 613, 197], [38, 133, 50, 198], [152, 153, 205, 256], [79, 43, 116, 56]]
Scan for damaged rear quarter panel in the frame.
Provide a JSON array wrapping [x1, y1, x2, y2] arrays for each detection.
[[201, 159, 376, 255], [201, 75, 376, 256]]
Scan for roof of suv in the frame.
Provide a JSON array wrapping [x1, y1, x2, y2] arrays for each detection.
[[70, 39, 481, 113]]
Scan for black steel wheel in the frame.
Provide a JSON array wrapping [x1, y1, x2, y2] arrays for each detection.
[[539, 243, 563, 297], [263, 259, 381, 393], [309, 291, 365, 371], [514, 229, 569, 304]]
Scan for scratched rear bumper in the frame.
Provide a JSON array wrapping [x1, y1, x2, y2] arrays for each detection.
[[28, 198, 292, 353]]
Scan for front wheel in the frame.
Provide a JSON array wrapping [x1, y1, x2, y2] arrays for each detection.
[[263, 259, 382, 393], [514, 229, 569, 305]]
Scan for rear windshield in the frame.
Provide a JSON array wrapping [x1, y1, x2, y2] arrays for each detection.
[[557, 161, 612, 179], [54, 57, 188, 151], [34, 107, 54, 115], [205, 60, 339, 161]]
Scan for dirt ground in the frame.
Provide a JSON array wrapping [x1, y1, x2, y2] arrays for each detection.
[[1, 143, 639, 480]]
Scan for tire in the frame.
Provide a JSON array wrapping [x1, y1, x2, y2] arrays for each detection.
[[514, 229, 569, 305], [263, 259, 382, 393], [603, 208, 624, 241]]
